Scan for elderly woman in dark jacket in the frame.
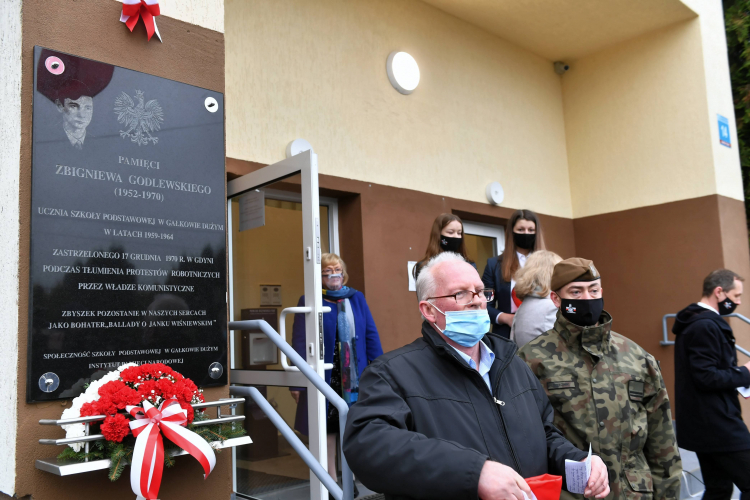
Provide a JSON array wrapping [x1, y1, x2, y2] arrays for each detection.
[[290, 252, 383, 484]]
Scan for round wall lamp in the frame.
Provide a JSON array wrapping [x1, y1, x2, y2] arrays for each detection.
[[387, 51, 420, 94], [485, 182, 504, 205], [286, 138, 314, 158]]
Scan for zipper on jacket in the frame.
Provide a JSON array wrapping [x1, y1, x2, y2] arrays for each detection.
[[490, 387, 521, 474], [429, 334, 523, 474], [487, 354, 522, 474]]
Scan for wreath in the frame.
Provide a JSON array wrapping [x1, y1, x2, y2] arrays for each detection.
[[58, 363, 244, 498]]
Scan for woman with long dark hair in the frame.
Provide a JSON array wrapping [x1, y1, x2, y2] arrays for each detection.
[[482, 209, 545, 338], [412, 213, 474, 280]]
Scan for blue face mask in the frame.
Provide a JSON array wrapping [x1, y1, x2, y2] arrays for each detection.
[[430, 305, 491, 347]]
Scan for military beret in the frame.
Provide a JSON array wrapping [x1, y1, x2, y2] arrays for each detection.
[[36, 49, 114, 104], [551, 258, 600, 291]]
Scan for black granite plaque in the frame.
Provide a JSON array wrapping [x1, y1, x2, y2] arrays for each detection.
[[28, 47, 227, 402]]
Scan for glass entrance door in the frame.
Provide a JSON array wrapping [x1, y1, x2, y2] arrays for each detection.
[[463, 221, 505, 272], [227, 151, 330, 500]]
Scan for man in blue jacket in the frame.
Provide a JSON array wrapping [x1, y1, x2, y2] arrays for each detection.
[[673, 269, 750, 500], [344, 252, 610, 500]]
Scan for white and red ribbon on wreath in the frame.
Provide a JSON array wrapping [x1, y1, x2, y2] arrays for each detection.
[[126, 399, 216, 500], [120, 0, 162, 42]]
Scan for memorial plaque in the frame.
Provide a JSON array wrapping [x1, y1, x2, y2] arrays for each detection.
[[28, 47, 227, 401]]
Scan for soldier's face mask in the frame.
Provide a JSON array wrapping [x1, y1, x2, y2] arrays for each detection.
[[560, 298, 604, 327], [718, 293, 738, 316]]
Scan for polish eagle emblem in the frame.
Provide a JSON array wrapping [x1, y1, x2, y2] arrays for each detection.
[[114, 90, 164, 146]]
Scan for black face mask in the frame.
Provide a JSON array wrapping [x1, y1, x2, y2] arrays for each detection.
[[718, 296, 738, 316], [440, 236, 463, 253], [560, 298, 604, 327], [513, 232, 536, 250]]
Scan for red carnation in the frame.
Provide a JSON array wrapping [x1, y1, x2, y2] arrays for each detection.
[[120, 365, 143, 383], [143, 363, 171, 378], [80, 401, 98, 417], [98, 380, 127, 399], [93, 396, 117, 416], [179, 400, 195, 424], [101, 414, 130, 442], [111, 386, 140, 409], [137, 380, 159, 404], [156, 378, 175, 397], [182, 378, 198, 392]]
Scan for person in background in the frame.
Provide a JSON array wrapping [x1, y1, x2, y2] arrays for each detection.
[[345, 252, 610, 500], [673, 269, 750, 500], [518, 258, 682, 500], [290, 253, 383, 487], [510, 250, 562, 348], [483, 209, 545, 338], [412, 213, 474, 280]]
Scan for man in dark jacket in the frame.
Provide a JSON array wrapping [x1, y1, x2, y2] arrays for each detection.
[[344, 252, 610, 500], [673, 269, 750, 500]]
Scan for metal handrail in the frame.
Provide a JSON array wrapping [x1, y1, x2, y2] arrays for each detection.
[[38, 398, 245, 461], [661, 312, 750, 356], [229, 319, 353, 500], [279, 306, 333, 372]]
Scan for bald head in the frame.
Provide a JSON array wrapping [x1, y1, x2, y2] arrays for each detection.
[[431, 260, 482, 298]]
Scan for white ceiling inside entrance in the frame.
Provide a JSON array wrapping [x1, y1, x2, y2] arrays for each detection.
[[418, 0, 697, 61]]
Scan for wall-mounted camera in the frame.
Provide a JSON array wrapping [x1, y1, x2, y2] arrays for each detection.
[[554, 61, 570, 75]]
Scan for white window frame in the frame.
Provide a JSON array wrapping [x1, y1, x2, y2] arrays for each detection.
[[462, 220, 505, 256]]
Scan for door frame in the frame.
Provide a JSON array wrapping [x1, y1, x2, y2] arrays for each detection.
[[463, 220, 505, 256], [226, 150, 329, 500]]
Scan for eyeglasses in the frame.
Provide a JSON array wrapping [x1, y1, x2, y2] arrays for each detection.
[[428, 288, 494, 306]]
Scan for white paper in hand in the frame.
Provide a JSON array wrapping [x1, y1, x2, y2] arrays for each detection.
[[738, 386, 750, 399], [565, 444, 592, 495]]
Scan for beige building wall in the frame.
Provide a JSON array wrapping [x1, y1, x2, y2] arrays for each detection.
[[225, 0, 575, 218], [563, 0, 743, 219], [563, 18, 713, 218], [681, 0, 744, 201]]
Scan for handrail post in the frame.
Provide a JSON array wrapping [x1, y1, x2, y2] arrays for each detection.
[[229, 319, 353, 500], [661, 314, 676, 346]]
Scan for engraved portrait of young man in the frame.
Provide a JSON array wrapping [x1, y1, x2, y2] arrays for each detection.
[[36, 49, 114, 149]]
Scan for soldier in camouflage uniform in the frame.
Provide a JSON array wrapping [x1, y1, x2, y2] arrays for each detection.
[[518, 258, 681, 500]]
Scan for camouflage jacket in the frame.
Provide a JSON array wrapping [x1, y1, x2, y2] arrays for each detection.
[[518, 310, 681, 500]]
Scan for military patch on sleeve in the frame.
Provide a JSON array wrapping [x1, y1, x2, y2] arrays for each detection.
[[628, 380, 645, 402], [547, 381, 576, 390]]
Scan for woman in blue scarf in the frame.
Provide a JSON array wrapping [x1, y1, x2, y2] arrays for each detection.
[[290, 253, 383, 485]]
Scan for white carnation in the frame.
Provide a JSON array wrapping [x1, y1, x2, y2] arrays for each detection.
[[60, 365, 135, 450]]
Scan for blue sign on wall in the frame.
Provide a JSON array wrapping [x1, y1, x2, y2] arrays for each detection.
[[718, 114, 731, 148]]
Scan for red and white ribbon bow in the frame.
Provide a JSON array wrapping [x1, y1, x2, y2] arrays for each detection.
[[120, 0, 162, 42], [126, 399, 216, 500]]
